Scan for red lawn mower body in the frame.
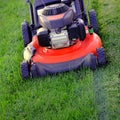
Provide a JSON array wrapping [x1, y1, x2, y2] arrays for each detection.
[[31, 32, 102, 64], [20, 0, 106, 79]]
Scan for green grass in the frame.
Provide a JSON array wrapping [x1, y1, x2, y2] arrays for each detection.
[[0, 0, 120, 120]]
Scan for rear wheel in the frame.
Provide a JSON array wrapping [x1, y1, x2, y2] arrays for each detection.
[[96, 47, 106, 66], [20, 61, 30, 79], [21, 21, 32, 47], [88, 9, 99, 34]]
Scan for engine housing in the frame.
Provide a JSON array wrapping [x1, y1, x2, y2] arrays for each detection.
[[50, 30, 70, 49]]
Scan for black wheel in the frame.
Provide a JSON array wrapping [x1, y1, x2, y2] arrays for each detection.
[[88, 9, 99, 34], [20, 61, 30, 79], [77, 20, 86, 41], [21, 21, 32, 47], [96, 47, 106, 66]]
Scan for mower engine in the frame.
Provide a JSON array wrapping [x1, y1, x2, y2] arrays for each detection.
[[50, 30, 69, 49], [37, 3, 77, 49]]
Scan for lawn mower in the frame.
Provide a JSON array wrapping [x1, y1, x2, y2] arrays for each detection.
[[20, 0, 106, 79]]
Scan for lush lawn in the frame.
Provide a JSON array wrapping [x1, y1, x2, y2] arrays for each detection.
[[0, 0, 120, 120]]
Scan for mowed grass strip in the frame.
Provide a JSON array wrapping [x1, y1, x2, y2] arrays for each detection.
[[0, 0, 120, 120], [92, 0, 120, 120], [0, 0, 97, 120]]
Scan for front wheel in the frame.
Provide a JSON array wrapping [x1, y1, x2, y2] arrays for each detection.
[[96, 47, 106, 66]]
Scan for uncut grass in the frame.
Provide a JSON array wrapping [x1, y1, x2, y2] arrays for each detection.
[[4, 71, 97, 120]]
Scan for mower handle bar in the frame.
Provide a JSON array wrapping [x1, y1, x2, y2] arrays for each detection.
[[26, 0, 35, 25]]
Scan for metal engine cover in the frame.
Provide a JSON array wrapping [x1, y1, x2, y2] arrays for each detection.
[[50, 30, 70, 49]]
